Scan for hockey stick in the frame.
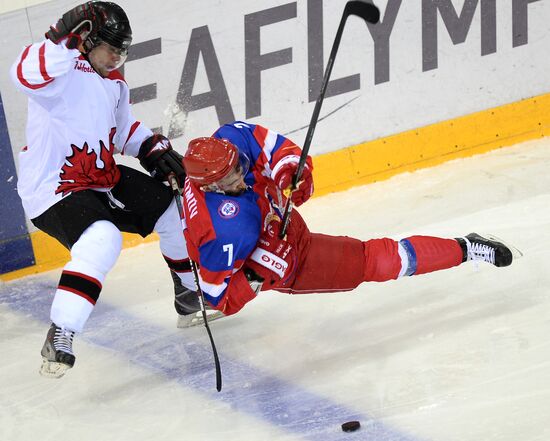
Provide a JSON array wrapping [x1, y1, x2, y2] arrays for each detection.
[[280, 1, 380, 237], [168, 175, 223, 392]]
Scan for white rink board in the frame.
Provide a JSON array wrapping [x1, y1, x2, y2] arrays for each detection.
[[1, 0, 549, 163], [1, 136, 549, 441]]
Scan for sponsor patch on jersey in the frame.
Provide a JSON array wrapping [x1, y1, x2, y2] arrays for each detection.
[[218, 200, 239, 219]]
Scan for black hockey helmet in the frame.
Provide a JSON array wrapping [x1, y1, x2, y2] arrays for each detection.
[[86, 1, 132, 53]]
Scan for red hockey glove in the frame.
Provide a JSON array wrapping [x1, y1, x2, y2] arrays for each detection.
[[138, 134, 186, 186], [245, 219, 296, 287], [272, 155, 314, 206], [45, 2, 100, 50]]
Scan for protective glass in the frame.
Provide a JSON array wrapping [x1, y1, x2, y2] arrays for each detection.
[[97, 41, 128, 70], [208, 151, 250, 193]]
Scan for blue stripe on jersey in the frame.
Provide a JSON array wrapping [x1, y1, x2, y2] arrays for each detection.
[[399, 239, 417, 276]]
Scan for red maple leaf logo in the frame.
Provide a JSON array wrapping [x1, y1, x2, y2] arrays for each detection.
[[56, 128, 121, 196]]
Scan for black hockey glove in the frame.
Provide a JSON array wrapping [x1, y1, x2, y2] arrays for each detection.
[[138, 134, 186, 185], [45, 2, 100, 50]]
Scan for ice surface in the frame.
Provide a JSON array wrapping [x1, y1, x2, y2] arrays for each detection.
[[1, 137, 549, 441]]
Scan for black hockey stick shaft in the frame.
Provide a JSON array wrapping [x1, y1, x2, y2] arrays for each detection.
[[168, 175, 223, 392], [279, 1, 380, 238]]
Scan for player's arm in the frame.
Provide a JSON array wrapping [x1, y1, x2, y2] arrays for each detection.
[[110, 81, 186, 185], [269, 140, 314, 207], [194, 267, 260, 317], [216, 269, 263, 315], [10, 2, 100, 98], [242, 218, 296, 288], [263, 127, 314, 207], [217, 121, 314, 206], [136, 134, 186, 186], [10, 39, 79, 98]]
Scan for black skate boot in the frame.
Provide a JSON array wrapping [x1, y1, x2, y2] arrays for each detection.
[[40, 323, 75, 378], [456, 233, 513, 267], [171, 271, 224, 328]]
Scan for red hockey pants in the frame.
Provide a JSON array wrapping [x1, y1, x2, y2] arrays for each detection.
[[272, 210, 464, 294]]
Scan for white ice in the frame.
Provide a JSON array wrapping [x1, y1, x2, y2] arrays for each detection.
[[1, 136, 549, 441]]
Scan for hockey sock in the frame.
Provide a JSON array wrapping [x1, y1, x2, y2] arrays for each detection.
[[399, 235, 463, 276], [362, 236, 463, 282], [154, 199, 195, 288], [51, 220, 122, 332]]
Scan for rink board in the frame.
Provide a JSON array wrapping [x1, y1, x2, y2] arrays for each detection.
[[1, 0, 549, 279], [2, 90, 550, 281]]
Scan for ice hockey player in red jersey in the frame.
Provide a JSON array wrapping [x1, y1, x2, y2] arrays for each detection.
[[9, 1, 196, 378], [179, 121, 515, 316]]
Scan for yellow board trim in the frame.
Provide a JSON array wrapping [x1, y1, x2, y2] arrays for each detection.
[[313, 92, 550, 196], [1, 232, 158, 282], [2, 91, 550, 281]]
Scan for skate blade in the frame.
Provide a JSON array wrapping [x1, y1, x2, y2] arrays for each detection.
[[40, 358, 71, 379], [484, 233, 524, 260], [177, 310, 225, 328]]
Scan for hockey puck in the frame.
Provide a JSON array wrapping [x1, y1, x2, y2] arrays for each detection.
[[341, 421, 361, 432]]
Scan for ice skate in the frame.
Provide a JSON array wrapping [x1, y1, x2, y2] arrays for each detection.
[[172, 272, 225, 328], [40, 323, 76, 379], [458, 233, 517, 267]]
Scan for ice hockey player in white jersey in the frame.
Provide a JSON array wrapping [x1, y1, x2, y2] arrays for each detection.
[[9, 1, 200, 378]]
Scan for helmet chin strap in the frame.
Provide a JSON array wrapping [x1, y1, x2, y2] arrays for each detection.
[[201, 183, 249, 196], [201, 184, 223, 194], [83, 38, 96, 54]]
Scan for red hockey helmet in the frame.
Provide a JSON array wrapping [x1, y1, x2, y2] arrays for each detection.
[[183, 137, 240, 185]]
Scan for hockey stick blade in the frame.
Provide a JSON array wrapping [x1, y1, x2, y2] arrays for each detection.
[[344, 1, 380, 24]]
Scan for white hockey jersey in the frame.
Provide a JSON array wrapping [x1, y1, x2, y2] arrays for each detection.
[[10, 39, 153, 219]]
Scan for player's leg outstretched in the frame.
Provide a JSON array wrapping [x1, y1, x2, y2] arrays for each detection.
[[283, 231, 517, 294]]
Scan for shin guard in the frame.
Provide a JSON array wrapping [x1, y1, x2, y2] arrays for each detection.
[[52, 220, 122, 332]]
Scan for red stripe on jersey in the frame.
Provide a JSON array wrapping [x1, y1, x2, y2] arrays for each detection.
[[57, 285, 97, 305], [271, 138, 300, 164], [38, 43, 53, 81], [122, 121, 141, 154], [107, 69, 126, 83], [17, 45, 54, 90], [182, 180, 217, 247], [252, 125, 268, 147], [62, 270, 102, 289], [280, 138, 297, 150], [200, 265, 232, 286], [198, 258, 246, 286]]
